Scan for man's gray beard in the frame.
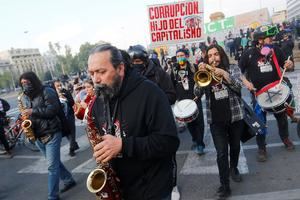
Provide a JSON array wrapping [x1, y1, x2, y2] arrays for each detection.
[[94, 74, 122, 100]]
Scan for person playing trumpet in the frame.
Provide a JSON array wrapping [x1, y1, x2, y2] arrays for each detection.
[[194, 44, 245, 199]]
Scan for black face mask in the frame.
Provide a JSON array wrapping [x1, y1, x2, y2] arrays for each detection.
[[22, 83, 35, 96], [132, 64, 146, 74]]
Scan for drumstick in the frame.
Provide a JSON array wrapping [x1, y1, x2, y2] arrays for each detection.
[[279, 56, 290, 85], [184, 96, 198, 109]]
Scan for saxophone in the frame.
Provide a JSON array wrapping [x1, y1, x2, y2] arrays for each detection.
[[86, 96, 122, 200], [18, 92, 36, 142]]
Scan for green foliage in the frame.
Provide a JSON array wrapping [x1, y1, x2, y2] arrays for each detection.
[[0, 71, 14, 89], [43, 71, 53, 81], [47, 41, 97, 76]]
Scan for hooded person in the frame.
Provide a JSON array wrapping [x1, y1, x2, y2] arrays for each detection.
[[127, 44, 176, 104], [87, 44, 180, 200]]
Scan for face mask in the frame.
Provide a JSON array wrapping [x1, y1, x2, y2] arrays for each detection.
[[132, 64, 146, 74], [22, 83, 34, 95], [177, 57, 187, 66], [261, 45, 273, 56]]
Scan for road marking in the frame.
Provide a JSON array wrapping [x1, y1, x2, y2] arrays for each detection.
[[180, 127, 249, 175], [72, 158, 97, 173], [7, 108, 19, 115], [203, 188, 300, 200], [18, 134, 91, 174]]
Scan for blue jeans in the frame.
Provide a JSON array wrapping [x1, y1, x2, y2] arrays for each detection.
[[35, 131, 75, 200]]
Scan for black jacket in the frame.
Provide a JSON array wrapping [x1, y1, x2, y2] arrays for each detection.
[[92, 69, 179, 200], [26, 87, 62, 137], [142, 60, 176, 105]]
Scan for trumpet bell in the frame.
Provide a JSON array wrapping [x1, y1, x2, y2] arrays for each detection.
[[86, 168, 107, 193], [194, 70, 212, 87]]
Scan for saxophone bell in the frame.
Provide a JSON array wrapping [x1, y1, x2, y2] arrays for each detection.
[[18, 92, 36, 141], [86, 168, 107, 193]]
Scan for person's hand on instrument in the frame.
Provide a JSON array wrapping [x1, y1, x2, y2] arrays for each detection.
[[93, 134, 122, 163]]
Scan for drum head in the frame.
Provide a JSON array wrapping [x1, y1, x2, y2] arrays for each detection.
[[257, 83, 290, 109], [173, 99, 198, 119]]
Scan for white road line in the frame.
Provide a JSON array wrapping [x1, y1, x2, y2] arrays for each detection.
[[7, 108, 19, 115], [18, 134, 91, 174], [180, 128, 249, 175], [210, 188, 300, 200], [72, 158, 97, 173]]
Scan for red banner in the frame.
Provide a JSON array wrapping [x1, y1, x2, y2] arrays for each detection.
[[148, 0, 204, 46]]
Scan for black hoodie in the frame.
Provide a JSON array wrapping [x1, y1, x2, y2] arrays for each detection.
[[92, 69, 179, 200]]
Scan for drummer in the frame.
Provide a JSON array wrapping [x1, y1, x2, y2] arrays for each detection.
[[171, 48, 205, 155], [239, 24, 295, 162], [194, 44, 244, 199]]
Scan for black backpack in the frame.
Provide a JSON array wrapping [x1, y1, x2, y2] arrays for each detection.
[[0, 98, 10, 112]]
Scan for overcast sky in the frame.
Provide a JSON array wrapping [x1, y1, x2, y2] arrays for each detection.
[[0, 0, 286, 54]]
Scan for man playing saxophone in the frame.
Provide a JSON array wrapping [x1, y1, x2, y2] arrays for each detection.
[[87, 44, 179, 200], [19, 72, 76, 200]]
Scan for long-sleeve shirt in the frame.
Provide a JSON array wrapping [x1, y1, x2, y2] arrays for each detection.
[[194, 64, 244, 124]]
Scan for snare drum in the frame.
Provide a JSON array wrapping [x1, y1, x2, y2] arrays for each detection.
[[173, 99, 199, 123], [256, 82, 293, 113]]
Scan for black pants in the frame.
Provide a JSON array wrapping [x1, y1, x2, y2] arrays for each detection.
[[0, 125, 9, 151], [210, 120, 244, 186], [187, 99, 205, 147], [256, 111, 289, 149], [66, 114, 78, 151]]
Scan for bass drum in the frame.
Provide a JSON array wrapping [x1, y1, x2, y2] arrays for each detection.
[[256, 83, 293, 113], [173, 99, 199, 123]]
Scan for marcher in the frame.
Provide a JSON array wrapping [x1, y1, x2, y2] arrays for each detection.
[[0, 98, 12, 158], [239, 25, 295, 162], [195, 44, 244, 199], [87, 44, 179, 200], [53, 79, 79, 156], [171, 48, 205, 155], [19, 71, 76, 200], [127, 45, 180, 199]]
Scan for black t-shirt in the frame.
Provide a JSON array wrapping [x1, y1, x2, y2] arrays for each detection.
[[239, 46, 286, 91], [210, 83, 231, 123]]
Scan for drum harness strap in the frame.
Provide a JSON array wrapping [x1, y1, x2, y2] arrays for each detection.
[[255, 49, 282, 97]]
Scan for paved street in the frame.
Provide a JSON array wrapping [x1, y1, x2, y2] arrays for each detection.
[[1, 64, 300, 200]]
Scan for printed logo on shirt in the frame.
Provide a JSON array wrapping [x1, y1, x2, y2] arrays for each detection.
[[211, 83, 229, 100], [258, 58, 273, 73]]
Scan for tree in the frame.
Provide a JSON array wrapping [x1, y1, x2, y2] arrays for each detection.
[[48, 42, 57, 55], [76, 42, 97, 71], [43, 71, 53, 81]]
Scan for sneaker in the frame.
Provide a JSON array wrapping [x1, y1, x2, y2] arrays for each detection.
[[216, 185, 231, 198], [171, 186, 180, 200], [73, 143, 80, 151], [194, 145, 205, 155], [191, 142, 197, 150], [283, 138, 295, 151], [2, 151, 13, 159], [60, 181, 76, 193], [230, 167, 242, 182], [69, 150, 76, 157], [257, 149, 267, 162]]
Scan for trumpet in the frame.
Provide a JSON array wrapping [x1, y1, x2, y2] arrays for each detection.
[[194, 63, 222, 87]]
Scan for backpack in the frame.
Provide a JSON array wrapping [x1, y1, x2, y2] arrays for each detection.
[[42, 86, 71, 137], [0, 98, 10, 112]]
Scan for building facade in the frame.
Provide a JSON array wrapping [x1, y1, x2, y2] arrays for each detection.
[[0, 48, 53, 79], [287, 0, 300, 21]]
